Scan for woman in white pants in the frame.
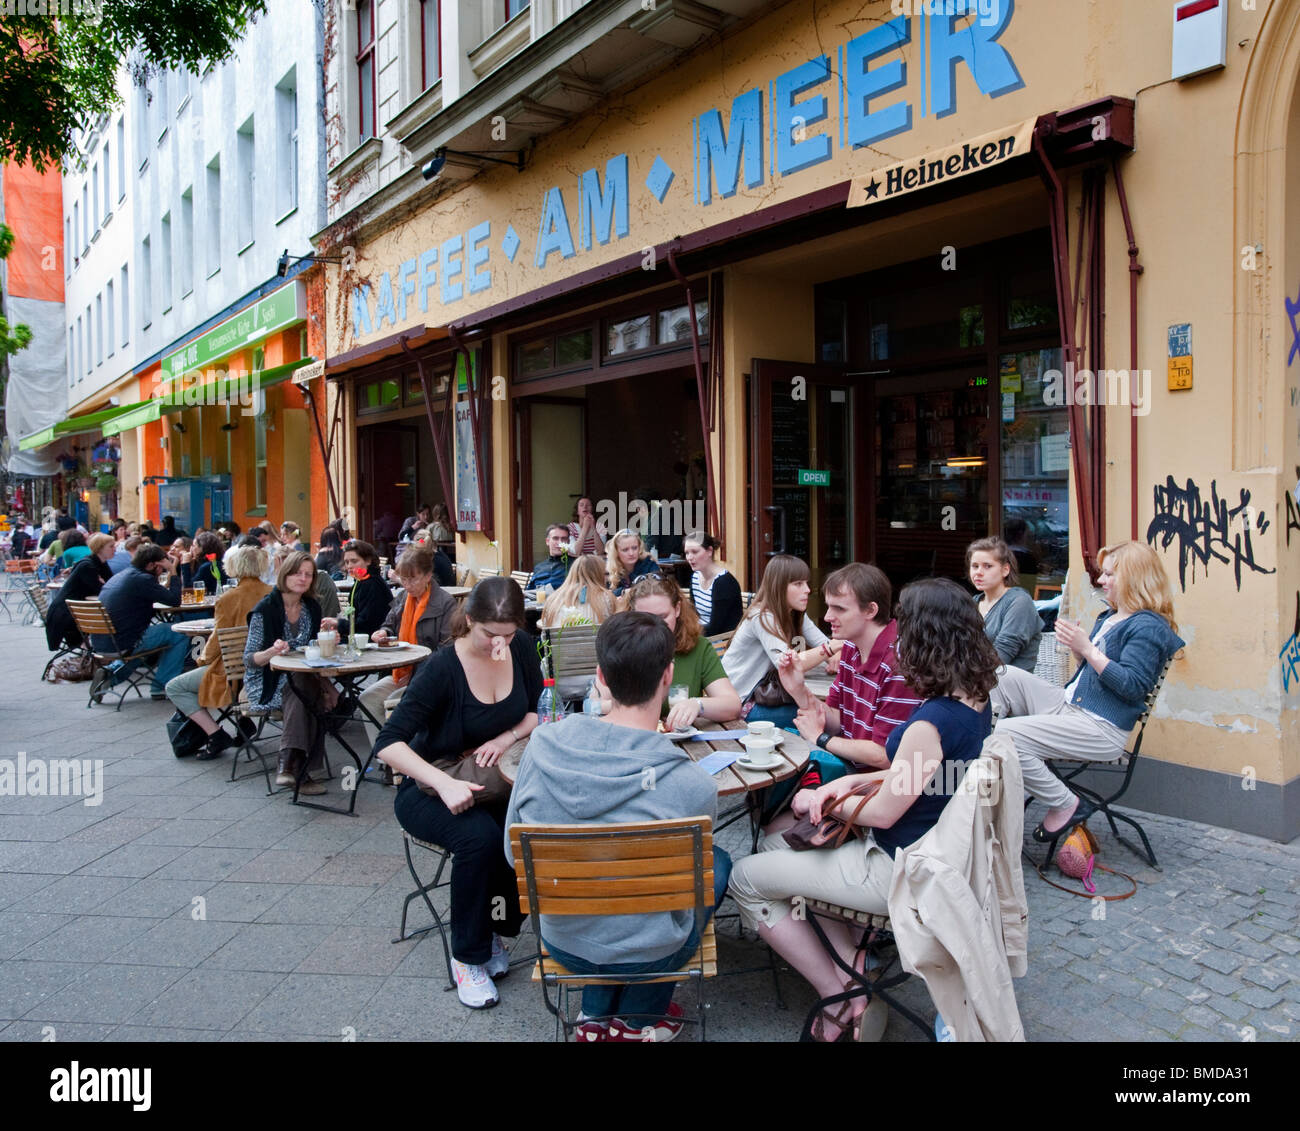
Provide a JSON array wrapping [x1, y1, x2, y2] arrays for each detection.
[[991, 541, 1183, 844]]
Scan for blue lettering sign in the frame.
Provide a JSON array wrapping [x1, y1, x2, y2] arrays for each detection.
[[397, 257, 418, 322], [775, 57, 831, 177], [846, 16, 912, 148], [441, 235, 464, 304], [579, 155, 629, 251], [927, 0, 1024, 119], [373, 272, 397, 329], [352, 284, 373, 337], [535, 186, 576, 268], [697, 87, 763, 205], [418, 247, 438, 313], [466, 221, 492, 295]]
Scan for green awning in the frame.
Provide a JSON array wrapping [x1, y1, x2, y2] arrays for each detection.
[[100, 358, 315, 437], [17, 401, 141, 450]]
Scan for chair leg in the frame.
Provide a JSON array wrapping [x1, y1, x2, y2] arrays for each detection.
[[392, 837, 455, 991]]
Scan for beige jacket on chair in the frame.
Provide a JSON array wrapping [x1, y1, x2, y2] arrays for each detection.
[[887, 733, 1029, 1042]]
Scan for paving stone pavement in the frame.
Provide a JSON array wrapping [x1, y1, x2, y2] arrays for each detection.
[[0, 621, 1296, 1042]]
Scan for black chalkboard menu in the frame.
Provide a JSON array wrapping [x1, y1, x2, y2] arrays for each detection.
[[771, 394, 809, 486], [772, 486, 811, 561]]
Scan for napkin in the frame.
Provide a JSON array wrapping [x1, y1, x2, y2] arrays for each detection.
[[697, 751, 742, 775]]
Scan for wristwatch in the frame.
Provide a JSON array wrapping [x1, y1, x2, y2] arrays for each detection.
[[816, 732, 833, 751]]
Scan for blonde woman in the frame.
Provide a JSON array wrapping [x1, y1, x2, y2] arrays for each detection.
[[992, 541, 1184, 843], [606, 528, 660, 596], [540, 554, 615, 628]]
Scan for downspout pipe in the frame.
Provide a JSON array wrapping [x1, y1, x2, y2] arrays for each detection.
[[666, 249, 720, 543], [1112, 158, 1143, 542]]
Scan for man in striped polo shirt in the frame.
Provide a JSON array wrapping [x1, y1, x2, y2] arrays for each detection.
[[778, 563, 922, 778]]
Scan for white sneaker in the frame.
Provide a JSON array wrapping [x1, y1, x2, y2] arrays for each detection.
[[485, 934, 510, 979], [451, 958, 500, 1009]]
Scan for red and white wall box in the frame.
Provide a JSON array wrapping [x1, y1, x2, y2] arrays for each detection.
[[1171, 0, 1228, 80]]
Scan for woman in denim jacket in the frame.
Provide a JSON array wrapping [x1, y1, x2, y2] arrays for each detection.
[[991, 541, 1183, 843]]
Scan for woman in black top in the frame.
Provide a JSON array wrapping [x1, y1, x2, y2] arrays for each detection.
[[180, 531, 229, 594], [341, 539, 392, 637], [45, 533, 115, 650], [374, 578, 542, 1010], [315, 526, 344, 579]]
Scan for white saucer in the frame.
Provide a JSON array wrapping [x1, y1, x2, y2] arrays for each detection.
[[665, 727, 702, 742], [736, 755, 783, 771]]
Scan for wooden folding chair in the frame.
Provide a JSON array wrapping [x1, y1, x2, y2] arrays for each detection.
[[28, 585, 81, 680], [509, 570, 531, 590], [740, 591, 756, 611], [66, 599, 169, 710], [477, 567, 500, 579], [215, 626, 284, 793], [1042, 658, 1174, 870], [0, 559, 38, 624], [510, 817, 717, 1042], [706, 630, 734, 660], [542, 623, 599, 705]]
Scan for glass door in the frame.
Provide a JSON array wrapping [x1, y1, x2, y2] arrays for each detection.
[[874, 369, 990, 588], [751, 360, 854, 621]]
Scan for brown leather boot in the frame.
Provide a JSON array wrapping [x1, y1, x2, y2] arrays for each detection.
[[275, 750, 299, 789]]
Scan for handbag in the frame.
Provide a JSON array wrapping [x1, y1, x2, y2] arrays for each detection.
[[782, 780, 882, 851], [748, 665, 794, 708], [419, 750, 512, 806], [1036, 821, 1137, 900], [166, 709, 208, 758]]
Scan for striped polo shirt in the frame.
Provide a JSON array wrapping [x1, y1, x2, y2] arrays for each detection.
[[826, 621, 923, 750]]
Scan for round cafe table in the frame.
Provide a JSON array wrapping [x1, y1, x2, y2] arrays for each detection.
[[270, 642, 430, 815], [171, 616, 215, 662]]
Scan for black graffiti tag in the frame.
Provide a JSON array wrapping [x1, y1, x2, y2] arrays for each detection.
[[1145, 476, 1275, 591]]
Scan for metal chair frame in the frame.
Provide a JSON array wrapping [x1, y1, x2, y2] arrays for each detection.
[[215, 626, 285, 794], [392, 831, 456, 990], [1040, 658, 1173, 871], [27, 584, 83, 680], [511, 817, 716, 1042], [66, 599, 169, 710]]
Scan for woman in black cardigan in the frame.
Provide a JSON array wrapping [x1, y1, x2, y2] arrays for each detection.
[[373, 577, 542, 1010], [341, 539, 392, 638], [45, 533, 115, 650]]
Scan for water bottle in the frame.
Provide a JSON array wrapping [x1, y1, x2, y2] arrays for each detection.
[[583, 680, 602, 718], [538, 678, 566, 725]]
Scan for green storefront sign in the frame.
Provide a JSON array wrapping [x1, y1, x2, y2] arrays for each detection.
[[798, 468, 831, 487], [161, 280, 305, 382]]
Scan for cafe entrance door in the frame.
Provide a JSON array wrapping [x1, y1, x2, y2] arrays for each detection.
[[750, 360, 859, 620]]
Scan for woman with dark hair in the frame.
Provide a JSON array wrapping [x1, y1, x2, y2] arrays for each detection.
[[684, 530, 742, 635], [316, 526, 345, 578], [341, 538, 392, 637], [55, 529, 91, 572], [373, 577, 542, 1010], [180, 530, 229, 594], [243, 551, 340, 796], [721, 554, 831, 729], [45, 533, 115, 650], [728, 577, 999, 1041], [968, 536, 1040, 672], [567, 495, 607, 557]]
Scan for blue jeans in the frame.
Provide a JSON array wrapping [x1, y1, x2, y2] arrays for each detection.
[[745, 703, 798, 729], [543, 847, 732, 1022], [117, 621, 190, 692]]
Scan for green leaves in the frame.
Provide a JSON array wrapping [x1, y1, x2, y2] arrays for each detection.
[[0, 1, 268, 171]]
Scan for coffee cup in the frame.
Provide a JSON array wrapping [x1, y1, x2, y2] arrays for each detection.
[[746, 720, 776, 738], [738, 736, 778, 767], [317, 630, 337, 659]]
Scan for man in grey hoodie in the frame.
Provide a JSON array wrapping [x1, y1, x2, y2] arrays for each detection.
[[505, 611, 731, 1042]]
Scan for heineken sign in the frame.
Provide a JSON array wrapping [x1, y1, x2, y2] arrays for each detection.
[[162, 280, 306, 382], [847, 118, 1035, 209]]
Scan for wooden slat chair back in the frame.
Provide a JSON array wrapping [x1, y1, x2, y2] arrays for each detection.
[[455, 564, 471, 586], [706, 630, 734, 660], [510, 817, 717, 1041], [510, 570, 531, 590], [66, 598, 168, 710], [477, 567, 500, 579], [29, 584, 79, 680], [1043, 656, 1175, 870], [215, 625, 283, 791], [740, 591, 755, 611]]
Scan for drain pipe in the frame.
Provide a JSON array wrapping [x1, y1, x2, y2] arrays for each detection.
[[666, 248, 720, 543], [1112, 158, 1143, 541]]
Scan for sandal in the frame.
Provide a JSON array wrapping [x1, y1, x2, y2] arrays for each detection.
[[810, 1000, 856, 1043], [1033, 796, 1096, 843]]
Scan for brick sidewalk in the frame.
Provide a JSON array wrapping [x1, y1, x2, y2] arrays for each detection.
[[0, 621, 1295, 1041]]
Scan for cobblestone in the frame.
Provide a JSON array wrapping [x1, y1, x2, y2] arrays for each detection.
[[1236, 985, 1284, 1010], [1242, 966, 1290, 992], [1196, 949, 1243, 975]]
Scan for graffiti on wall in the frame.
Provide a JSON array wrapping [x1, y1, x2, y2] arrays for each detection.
[[1146, 476, 1273, 592]]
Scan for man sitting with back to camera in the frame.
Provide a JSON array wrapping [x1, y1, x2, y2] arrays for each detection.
[[505, 610, 730, 1042]]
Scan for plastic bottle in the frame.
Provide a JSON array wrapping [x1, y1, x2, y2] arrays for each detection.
[[538, 678, 566, 725], [583, 680, 602, 718]]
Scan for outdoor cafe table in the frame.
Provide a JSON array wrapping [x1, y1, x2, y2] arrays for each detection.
[[499, 718, 812, 844], [270, 643, 431, 816], [154, 597, 217, 617], [171, 616, 215, 662]]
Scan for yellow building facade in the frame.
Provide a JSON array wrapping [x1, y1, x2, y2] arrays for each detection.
[[321, 0, 1300, 839]]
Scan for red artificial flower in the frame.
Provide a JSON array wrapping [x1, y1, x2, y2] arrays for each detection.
[[205, 553, 217, 561], [352, 567, 369, 580]]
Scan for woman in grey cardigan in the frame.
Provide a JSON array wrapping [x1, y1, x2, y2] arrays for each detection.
[[968, 537, 1041, 671], [991, 541, 1184, 844]]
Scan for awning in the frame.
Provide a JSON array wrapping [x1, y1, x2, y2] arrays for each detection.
[[101, 358, 315, 437], [17, 401, 141, 451]]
